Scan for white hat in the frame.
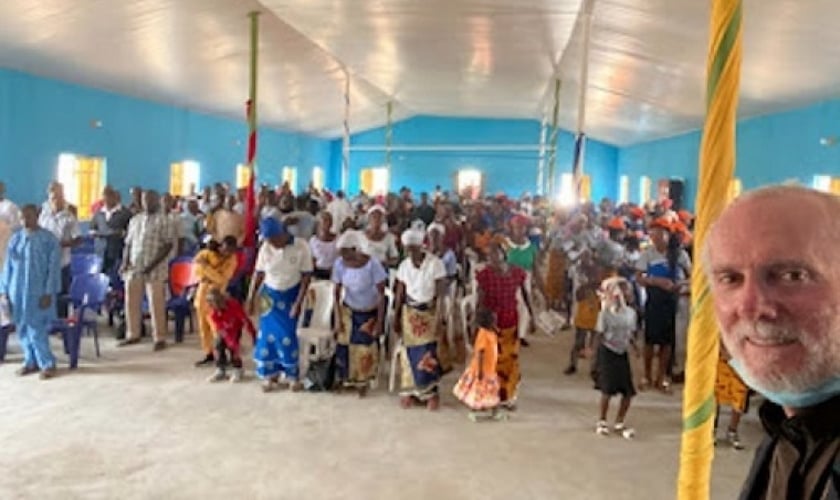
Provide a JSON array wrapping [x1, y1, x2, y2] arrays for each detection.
[[427, 222, 446, 235], [400, 228, 426, 247], [337, 230, 365, 250], [366, 204, 387, 216]]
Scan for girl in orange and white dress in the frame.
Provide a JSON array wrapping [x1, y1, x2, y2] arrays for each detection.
[[453, 308, 505, 421]]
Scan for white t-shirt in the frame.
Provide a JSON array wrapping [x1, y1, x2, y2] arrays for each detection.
[[38, 204, 80, 267], [396, 253, 446, 305], [0, 220, 11, 270], [0, 199, 21, 229], [363, 233, 399, 265], [326, 199, 354, 233], [255, 238, 314, 291], [596, 307, 637, 355], [309, 236, 338, 270]]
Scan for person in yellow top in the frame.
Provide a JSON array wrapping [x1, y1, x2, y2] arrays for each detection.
[[453, 308, 506, 422], [193, 236, 239, 366], [564, 261, 602, 375]]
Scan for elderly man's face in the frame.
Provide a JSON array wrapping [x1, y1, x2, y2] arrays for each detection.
[[708, 192, 840, 396]]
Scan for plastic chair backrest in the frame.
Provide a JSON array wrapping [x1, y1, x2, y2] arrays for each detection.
[[71, 236, 96, 255], [169, 259, 198, 297], [71, 254, 103, 276], [305, 280, 335, 330], [69, 273, 111, 307]]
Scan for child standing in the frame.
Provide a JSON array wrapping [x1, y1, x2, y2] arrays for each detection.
[[193, 237, 238, 366], [453, 308, 505, 421], [206, 289, 256, 383], [593, 277, 638, 438], [564, 260, 601, 375]]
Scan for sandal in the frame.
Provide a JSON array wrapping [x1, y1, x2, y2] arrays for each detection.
[[261, 379, 279, 393], [596, 420, 610, 436], [399, 396, 413, 409], [15, 365, 39, 377], [638, 378, 651, 391], [660, 380, 672, 395]]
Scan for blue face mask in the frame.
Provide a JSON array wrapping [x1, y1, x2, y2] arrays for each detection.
[[729, 358, 840, 408]]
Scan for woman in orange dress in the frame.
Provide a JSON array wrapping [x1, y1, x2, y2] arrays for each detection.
[[453, 308, 503, 421]]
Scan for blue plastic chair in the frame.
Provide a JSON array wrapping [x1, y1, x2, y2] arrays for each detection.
[[72, 236, 97, 255], [70, 253, 103, 276], [51, 273, 111, 369]]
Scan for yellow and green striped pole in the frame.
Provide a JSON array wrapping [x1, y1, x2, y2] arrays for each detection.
[[678, 1, 742, 499]]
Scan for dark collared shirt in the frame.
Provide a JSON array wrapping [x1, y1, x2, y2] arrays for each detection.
[[743, 396, 840, 499]]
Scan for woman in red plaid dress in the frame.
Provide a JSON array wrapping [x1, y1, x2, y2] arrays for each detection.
[[475, 241, 534, 410]]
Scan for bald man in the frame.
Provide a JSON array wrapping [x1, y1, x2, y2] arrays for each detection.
[[706, 185, 840, 499]]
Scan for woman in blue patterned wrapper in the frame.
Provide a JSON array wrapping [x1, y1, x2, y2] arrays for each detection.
[[331, 230, 388, 397], [247, 217, 313, 393]]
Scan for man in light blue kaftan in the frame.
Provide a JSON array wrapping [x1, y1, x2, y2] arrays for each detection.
[[0, 204, 62, 377]]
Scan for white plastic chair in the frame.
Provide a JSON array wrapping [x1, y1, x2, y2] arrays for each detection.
[[443, 281, 458, 350], [460, 292, 477, 354], [374, 286, 395, 389], [388, 338, 403, 393], [296, 280, 336, 379]]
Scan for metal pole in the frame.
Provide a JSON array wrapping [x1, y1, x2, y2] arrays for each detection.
[[537, 114, 548, 195], [385, 101, 393, 172], [348, 144, 547, 152], [546, 78, 561, 198], [243, 10, 260, 250], [573, 0, 594, 203], [341, 72, 351, 192]]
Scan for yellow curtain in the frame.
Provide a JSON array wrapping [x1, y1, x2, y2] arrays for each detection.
[[74, 156, 104, 221], [170, 162, 184, 196], [640, 176, 652, 204], [579, 174, 592, 201], [312, 167, 324, 190], [831, 177, 840, 196], [282, 167, 297, 193], [236, 164, 250, 189], [360, 168, 374, 194]]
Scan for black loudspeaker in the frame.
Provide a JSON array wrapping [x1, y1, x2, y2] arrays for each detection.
[[668, 179, 685, 211]]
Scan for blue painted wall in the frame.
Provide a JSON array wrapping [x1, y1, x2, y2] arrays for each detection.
[[0, 69, 331, 204], [618, 100, 840, 209], [330, 116, 619, 201]]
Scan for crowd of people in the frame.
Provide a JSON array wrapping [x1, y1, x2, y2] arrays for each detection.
[[0, 179, 797, 429], [1, 177, 837, 496]]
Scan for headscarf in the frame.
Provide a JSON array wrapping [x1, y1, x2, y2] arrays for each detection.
[[648, 217, 673, 232], [629, 207, 645, 219], [367, 204, 387, 216], [427, 222, 446, 236], [336, 230, 365, 250], [607, 217, 626, 231], [677, 209, 694, 223], [260, 217, 287, 238], [401, 228, 426, 247]]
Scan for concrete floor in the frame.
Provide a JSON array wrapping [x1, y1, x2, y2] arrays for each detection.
[[0, 326, 761, 500]]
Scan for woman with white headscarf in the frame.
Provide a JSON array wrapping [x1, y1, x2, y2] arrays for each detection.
[[592, 276, 638, 438], [332, 230, 388, 396], [362, 205, 399, 268], [392, 225, 447, 410]]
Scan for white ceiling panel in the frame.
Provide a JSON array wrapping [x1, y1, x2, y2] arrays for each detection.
[[0, 0, 838, 145]]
